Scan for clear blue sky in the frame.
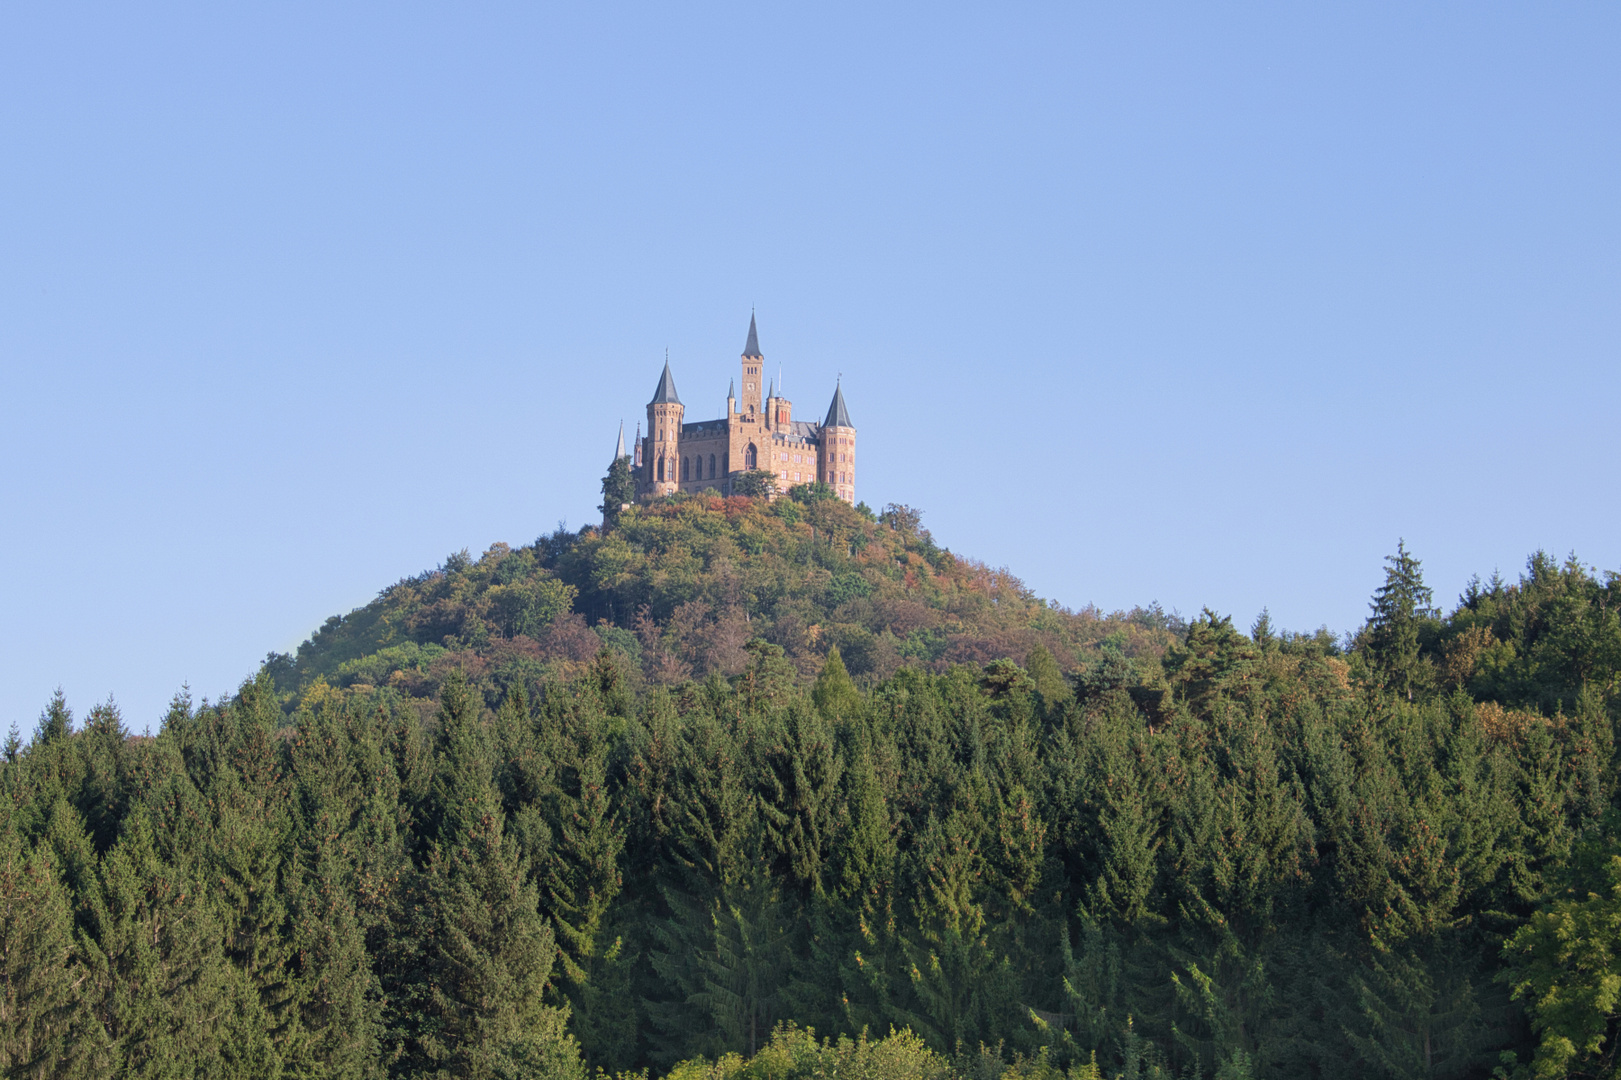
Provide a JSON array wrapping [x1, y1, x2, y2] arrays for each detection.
[[2, 3, 1616, 731]]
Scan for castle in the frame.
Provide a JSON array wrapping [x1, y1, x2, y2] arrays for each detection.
[[617, 315, 857, 504]]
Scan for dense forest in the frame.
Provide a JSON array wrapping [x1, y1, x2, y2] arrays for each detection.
[[4, 484, 1621, 1079]]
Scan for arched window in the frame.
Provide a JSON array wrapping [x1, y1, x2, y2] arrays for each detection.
[[656, 456, 665, 481], [708, 454, 716, 478], [682, 457, 690, 481], [744, 443, 757, 469]]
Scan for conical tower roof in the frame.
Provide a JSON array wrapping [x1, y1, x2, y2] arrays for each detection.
[[650, 358, 681, 405], [823, 382, 853, 428], [613, 421, 626, 461], [743, 313, 762, 358]]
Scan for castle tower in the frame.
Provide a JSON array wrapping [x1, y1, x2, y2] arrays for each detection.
[[646, 358, 684, 496], [739, 313, 764, 417], [819, 381, 856, 504], [765, 368, 792, 430]]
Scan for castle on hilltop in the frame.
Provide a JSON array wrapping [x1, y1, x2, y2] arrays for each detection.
[[616, 315, 857, 504]]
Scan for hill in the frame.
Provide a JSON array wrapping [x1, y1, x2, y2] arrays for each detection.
[[272, 491, 1183, 715]]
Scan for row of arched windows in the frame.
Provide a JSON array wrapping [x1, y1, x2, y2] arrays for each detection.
[[659, 453, 726, 483], [657, 446, 847, 488]]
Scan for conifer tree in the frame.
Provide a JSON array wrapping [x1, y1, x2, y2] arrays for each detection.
[[280, 697, 396, 1077], [75, 701, 131, 854], [384, 670, 581, 1079], [35, 691, 72, 745], [0, 825, 101, 1077], [86, 813, 277, 1077], [812, 647, 863, 723], [1365, 541, 1439, 702]]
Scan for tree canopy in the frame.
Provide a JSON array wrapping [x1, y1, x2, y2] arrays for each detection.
[[7, 520, 1621, 1079]]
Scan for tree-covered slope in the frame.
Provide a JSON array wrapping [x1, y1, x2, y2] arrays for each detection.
[[275, 492, 1182, 714]]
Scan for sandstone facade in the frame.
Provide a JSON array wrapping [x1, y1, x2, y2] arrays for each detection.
[[625, 315, 857, 504]]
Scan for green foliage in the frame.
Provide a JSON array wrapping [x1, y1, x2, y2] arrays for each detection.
[[1361, 540, 1441, 701], [274, 496, 1172, 714], [731, 470, 779, 498], [788, 482, 837, 504], [13, 516, 1621, 1079], [811, 648, 862, 722], [1501, 820, 1621, 1080], [603, 456, 638, 526]]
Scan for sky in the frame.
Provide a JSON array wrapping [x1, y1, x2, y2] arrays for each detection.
[[1, 3, 1616, 731]]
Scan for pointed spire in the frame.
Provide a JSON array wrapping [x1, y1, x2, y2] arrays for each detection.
[[743, 311, 762, 358], [823, 380, 853, 428], [650, 353, 681, 405], [614, 421, 626, 461]]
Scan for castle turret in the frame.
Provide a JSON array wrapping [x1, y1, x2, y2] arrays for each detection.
[[819, 382, 856, 504], [647, 357, 684, 496], [739, 313, 764, 417]]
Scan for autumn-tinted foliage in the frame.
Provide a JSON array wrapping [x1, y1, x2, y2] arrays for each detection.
[[5, 510, 1621, 1079], [274, 494, 1182, 715]]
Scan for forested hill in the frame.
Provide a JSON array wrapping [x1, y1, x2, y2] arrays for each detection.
[[271, 491, 1186, 716], [5, 487, 1621, 1079]]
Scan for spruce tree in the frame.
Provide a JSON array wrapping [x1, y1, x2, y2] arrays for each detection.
[[384, 670, 581, 1079], [1365, 541, 1439, 702], [86, 813, 277, 1077], [812, 647, 863, 724], [75, 701, 131, 854], [0, 824, 102, 1077], [35, 691, 72, 745]]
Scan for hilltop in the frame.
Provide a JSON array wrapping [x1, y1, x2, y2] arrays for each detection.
[[271, 490, 1183, 714]]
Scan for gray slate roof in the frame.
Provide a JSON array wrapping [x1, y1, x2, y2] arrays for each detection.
[[650, 360, 681, 405], [823, 383, 853, 428], [743, 313, 762, 357]]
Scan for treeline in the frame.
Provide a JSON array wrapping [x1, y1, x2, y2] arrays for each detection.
[[5, 537, 1621, 1078]]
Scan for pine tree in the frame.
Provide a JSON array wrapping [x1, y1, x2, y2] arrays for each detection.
[[690, 864, 794, 1058], [85, 812, 277, 1077], [384, 671, 582, 1079], [1365, 541, 1439, 702], [279, 697, 397, 1078], [0, 824, 102, 1077], [75, 701, 131, 857], [35, 691, 72, 745], [522, 681, 631, 1069], [812, 647, 863, 724]]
